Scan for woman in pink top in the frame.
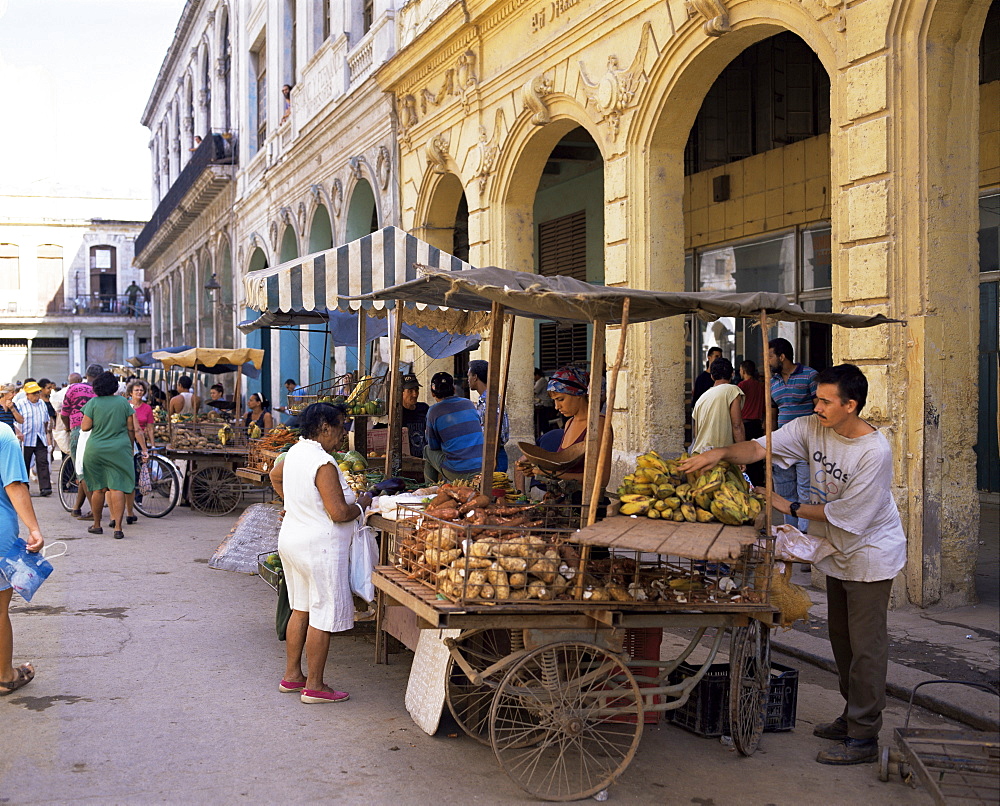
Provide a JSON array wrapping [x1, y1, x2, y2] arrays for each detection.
[[121, 379, 152, 525]]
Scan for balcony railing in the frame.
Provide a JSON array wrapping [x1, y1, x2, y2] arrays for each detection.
[[69, 294, 150, 318], [135, 133, 236, 260]]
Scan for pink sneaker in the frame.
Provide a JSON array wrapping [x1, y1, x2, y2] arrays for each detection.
[[301, 688, 350, 704], [278, 679, 306, 693]]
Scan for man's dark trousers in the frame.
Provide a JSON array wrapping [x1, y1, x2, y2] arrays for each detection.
[[23, 437, 51, 494], [826, 575, 894, 740]]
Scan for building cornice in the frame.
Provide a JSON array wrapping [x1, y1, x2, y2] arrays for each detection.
[[140, 0, 204, 127]]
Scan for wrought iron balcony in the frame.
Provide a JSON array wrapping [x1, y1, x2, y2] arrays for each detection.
[[134, 133, 236, 263]]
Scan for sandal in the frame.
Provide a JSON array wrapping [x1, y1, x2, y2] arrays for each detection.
[[0, 663, 35, 696], [87, 526, 103, 535], [301, 688, 350, 704]]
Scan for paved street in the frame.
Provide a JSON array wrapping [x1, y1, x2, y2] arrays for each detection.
[[0, 494, 962, 804]]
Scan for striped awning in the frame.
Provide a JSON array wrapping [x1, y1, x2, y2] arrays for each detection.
[[243, 226, 474, 318]]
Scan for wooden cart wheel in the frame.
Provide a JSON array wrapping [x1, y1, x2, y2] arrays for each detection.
[[729, 618, 770, 756], [445, 629, 512, 745], [188, 465, 243, 516], [489, 641, 643, 802]]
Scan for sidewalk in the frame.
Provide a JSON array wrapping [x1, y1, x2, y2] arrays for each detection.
[[775, 502, 1000, 732]]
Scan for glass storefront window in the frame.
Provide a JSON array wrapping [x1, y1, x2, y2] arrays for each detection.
[[980, 193, 999, 274], [801, 224, 832, 290]]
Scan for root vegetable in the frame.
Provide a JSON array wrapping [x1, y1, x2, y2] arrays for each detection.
[[498, 556, 528, 573]]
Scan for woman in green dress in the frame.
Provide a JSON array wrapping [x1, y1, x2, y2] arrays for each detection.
[[81, 372, 136, 540]]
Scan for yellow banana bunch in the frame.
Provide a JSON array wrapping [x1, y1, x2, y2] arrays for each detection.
[[217, 425, 232, 446], [346, 375, 374, 405], [620, 500, 651, 516], [249, 422, 262, 440]]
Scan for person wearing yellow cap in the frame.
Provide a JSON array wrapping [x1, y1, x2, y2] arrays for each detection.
[[14, 382, 51, 496]]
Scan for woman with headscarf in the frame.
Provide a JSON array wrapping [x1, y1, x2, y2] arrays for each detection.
[[519, 366, 613, 492], [80, 372, 136, 540]]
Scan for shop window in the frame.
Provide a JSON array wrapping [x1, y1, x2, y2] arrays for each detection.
[[537, 210, 589, 370]]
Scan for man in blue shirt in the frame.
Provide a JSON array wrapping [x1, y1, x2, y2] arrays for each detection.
[[768, 337, 818, 531], [15, 382, 51, 497], [0, 421, 45, 695], [424, 372, 483, 482]]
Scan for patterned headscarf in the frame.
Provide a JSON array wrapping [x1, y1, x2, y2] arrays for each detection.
[[547, 366, 590, 397]]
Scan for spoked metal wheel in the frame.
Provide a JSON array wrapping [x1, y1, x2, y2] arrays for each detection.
[[729, 618, 771, 756], [57, 457, 78, 512], [134, 455, 181, 518], [188, 465, 243, 516], [489, 641, 643, 802], [445, 629, 514, 745]]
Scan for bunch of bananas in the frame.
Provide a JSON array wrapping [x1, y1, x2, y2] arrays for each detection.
[[217, 424, 233, 446], [248, 421, 263, 440], [346, 375, 374, 405], [617, 451, 762, 525]]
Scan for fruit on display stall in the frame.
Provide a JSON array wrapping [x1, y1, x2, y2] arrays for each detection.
[[616, 451, 762, 525], [335, 450, 368, 473]]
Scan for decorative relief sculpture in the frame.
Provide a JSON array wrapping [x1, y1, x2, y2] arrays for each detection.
[[349, 156, 364, 180], [331, 178, 344, 217], [376, 146, 391, 190], [455, 50, 479, 114], [797, 0, 846, 31], [472, 109, 506, 197], [397, 93, 419, 149], [426, 131, 452, 174], [420, 70, 454, 115], [268, 221, 278, 251], [310, 183, 324, 204], [579, 22, 657, 141], [521, 75, 554, 126], [685, 0, 731, 36], [279, 206, 293, 226], [297, 201, 307, 229]]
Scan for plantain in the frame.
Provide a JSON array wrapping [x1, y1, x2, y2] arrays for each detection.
[[620, 501, 651, 516], [675, 484, 693, 503], [654, 499, 668, 511], [680, 503, 698, 522], [619, 493, 653, 504], [693, 490, 714, 511], [672, 509, 685, 522], [655, 483, 676, 499], [711, 499, 744, 526], [646, 508, 662, 519], [695, 507, 715, 523], [663, 496, 681, 509], [632, 483, 655, 495]]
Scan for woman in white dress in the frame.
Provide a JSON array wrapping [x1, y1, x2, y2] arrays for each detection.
[[269, 403, 373, 704]]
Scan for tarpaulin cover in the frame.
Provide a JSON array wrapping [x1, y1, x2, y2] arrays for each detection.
[[151, 347, 266, 378], [353, 265, 904, 328], [323, 310, 480, 358]]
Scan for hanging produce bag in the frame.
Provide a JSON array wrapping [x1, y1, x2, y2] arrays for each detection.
[[349, 522, 378, 603]]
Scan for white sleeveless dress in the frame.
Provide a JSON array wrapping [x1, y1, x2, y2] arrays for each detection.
[[277, 438, 356, 633]]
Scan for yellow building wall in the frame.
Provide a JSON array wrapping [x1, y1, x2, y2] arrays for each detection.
[[685, 135, 831, 249]]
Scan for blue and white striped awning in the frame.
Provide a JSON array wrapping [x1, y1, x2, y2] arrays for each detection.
[[243, 226, 473, 320]]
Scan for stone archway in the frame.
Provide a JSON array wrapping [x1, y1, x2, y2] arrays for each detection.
[[308, 204, 333, 252], [345, 178, 379, 242]]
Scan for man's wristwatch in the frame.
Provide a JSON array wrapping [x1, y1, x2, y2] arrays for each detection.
[[789, 501, 802, 517]]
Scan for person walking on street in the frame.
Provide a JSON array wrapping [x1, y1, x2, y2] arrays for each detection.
[[0, 384, 23, 437], [737, 360, 766, 486], [50, 376, 75, 457], [690, 358, 745, 455], [81, 372, 137, 540], [61, 365, 101, 519], [268, 403, 372, 704], [468, 360, 510, 472], [424, 372, 484, 482], [768, 337, 818, 531], [14, 382, 51, 497], [679, 364, 905, 766], [692, 346, 723, 408], [0, 420, 45, 695]]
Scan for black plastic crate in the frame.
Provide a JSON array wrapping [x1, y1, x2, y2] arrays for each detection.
[[667, 661, 798, 737]]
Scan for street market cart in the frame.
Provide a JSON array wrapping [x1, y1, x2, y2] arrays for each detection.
[[152, 347, 267, 515], [353, 264, 902, 801]]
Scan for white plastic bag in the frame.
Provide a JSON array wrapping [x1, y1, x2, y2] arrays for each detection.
[[75, 429, 90, 476], [771, 523, 837, 564], [350, 522, 378, 602]]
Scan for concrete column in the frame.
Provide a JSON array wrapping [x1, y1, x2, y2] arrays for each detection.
[[71, 329, 83, 374], [126, 329, 136, 358]]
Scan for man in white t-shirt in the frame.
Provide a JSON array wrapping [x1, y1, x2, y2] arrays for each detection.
[[690, 357, 745, 454], [680, 364, 906, 766]]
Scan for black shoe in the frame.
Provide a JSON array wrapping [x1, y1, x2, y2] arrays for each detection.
[[813, 717, 849, 740], [126, 515, 138, 525], [109, 520, 115, 528], [39, 490, 52, 497], [816, 738, 878, 765], [113, 531, 125, 540], [87, 526, 104, 535]]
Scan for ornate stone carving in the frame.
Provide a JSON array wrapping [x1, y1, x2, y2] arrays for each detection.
[[797, 0, 846, 32], [182, 115, 194, 134], [455, 50, 479, 114], [426, 131, 451, 174], [521, 75, 554, 126], [348, 156, 364, 180], [268, 221, 279, 251], [579, 22, 656, 141], [472, 109, 505, 197], [198, 88, 210, 108], [206, 10, 215, 24], [397, 94, 418, 149], [420, 70, 454, 115], [376, 146, 391, 190], [310, 183, 324, 203], [331, 178, 344, 217], [279, 206, 293, 225], [297, 201, 307, 229], [685, 0, 731, 36], [216, 57, 227, 79]]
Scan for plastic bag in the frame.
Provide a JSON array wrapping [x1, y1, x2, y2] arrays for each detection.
[[0, 540, 66, 602], [349, 522, 378, 603], [75, 429, 90, 477], [137, 458, 153, 496], [771, 524, 837, 564]]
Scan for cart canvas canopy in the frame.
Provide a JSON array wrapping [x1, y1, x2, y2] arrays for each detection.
[[241, 226, 488, 334], [151, 347, 265, 378], [354, 265, 902, 328]]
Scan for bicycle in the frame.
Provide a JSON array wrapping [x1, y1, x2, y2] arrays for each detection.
[[58, 450, 181, 519]]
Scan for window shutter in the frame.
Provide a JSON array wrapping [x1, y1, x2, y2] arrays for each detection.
[[537, 211, 588, 370]]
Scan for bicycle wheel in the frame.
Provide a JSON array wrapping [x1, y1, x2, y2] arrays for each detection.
[[57, 457, 78, 512], [134, 455, 181, 518], [729, 618, 771, 756]]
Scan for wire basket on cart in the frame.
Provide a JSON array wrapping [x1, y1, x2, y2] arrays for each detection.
[[257, 551, 283, 591], [285, 372, 388, 415], [168, 422, 249, 453], [388, 503, 772, 607]]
